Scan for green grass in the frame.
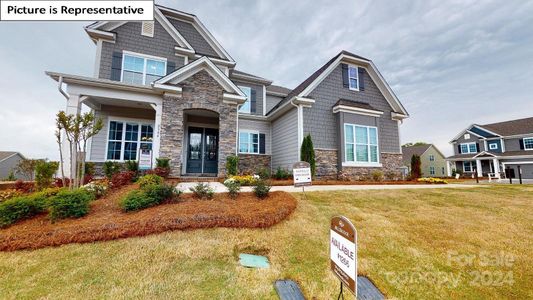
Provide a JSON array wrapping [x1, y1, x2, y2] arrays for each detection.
[[0, 185, 532, 299]]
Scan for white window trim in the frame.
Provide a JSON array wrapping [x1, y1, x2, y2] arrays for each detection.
[[489, 143, 498, 150], [343, 123, 380, 166], [429, 166, 435, 175], [348, 65, 359, 91], [460, 142, 477, 154], [121, 50, 167, 85], [238, 130, 260, 154], [429, 154, 435, 161], [524, 137, 533, 150], [463, 161, 474, 172], [238, 86, 252, 114], [105, 117, 155, 162]]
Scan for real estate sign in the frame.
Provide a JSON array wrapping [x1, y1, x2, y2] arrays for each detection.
[[293, 161, 312, 187], [330, 216, 357, 296], [138, 149, 152, 170]]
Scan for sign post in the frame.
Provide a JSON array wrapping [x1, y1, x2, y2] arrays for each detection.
[[330, 216, 357, 299], [138, 145, 153, 171]]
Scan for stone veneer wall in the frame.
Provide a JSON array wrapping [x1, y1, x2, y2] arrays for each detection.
[[238, 154, 271, 175], [339, 153, 403, 180], [315, 149, 338, 179], [159, 70, 238, 177]]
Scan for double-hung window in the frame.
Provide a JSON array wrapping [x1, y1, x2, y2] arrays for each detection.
[[489, 143, 498, 150], [429, 166, 435, 175], [429, 155, 435, 161], [463, 161, 474, 172], [524, 138, 533, 150], [344, 124, 379, 164], [460, 142, 477, 154], [238, 86, 252, 113], [122, 52, 166, 85], [107, 120, 154, 161], [239, 131, 259, 154], [348, 66, 359, 90]]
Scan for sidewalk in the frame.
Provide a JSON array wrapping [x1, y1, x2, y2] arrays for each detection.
[[177, 182, 482, 193]]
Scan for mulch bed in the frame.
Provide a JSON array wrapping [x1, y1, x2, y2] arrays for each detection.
[[0, 186, 297, 252]]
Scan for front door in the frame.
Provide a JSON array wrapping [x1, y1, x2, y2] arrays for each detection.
[[186, 127, 218, 175]]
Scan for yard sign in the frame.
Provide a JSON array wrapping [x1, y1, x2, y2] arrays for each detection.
[[138, 149, 153, 170], [330, 216, 357, 296], [292, 161, 312, 187]]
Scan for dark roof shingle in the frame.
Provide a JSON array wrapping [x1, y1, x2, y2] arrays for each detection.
[[266, 85, 292, 96], [401, 144, 432, 165], [480, 117, 533, 136]]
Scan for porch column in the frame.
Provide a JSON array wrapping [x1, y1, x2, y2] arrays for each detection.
[[63, 94, 82, 178], [493, 158, 501, 179], [446, 161, 452, 177], [476, 159, 483, 177], [150, 103, 162, 162]]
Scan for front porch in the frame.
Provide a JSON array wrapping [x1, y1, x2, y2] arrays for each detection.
[[447, 152, 502, 179]]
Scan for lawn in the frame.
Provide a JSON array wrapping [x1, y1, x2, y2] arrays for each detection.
[[0, 185, 531, 299]]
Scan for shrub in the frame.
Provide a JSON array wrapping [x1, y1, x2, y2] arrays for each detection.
[[4, 170, 16, 181], [252, 178, 271, 199], [0, 189, 23, 201], [385, 171, 399, 181], [48, 189, 95, 221], [230, 175, 257, 186], [146, 167, 170, 178], [300, 134, 316, 177], [0, 194, 48, 227], [103, 161, 121, 179], [81, 180, 109, 198], [411, 155, 422, 179], [223, 178, 241, 199], [35, 160, 59, 190], [14, 179, 34, 193], [84, 162, 96, 176], [111, 171, 136, 188], [156, 158, 170, 169], [33, 187, 63, 198], [137, 174, 164, 189], [54, 177, 70, 188], [226, 155, 239, 176], [273, 167, 291, 180], [189, 182, 215, 200], [256, 167, 270, 180], [120, 184, 180, 212], [371, 170, 384, 182], [417, 177, 448, 184], [125, 160, 139, 173]]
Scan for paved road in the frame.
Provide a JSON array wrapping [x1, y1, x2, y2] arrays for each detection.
[[177, 182, 482, 193]]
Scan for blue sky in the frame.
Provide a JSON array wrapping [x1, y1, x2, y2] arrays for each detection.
[[0, 0, 532, 159]]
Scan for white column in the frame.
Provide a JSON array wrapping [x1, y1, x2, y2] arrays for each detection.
[[150, 103, 162, 162], [447, 161, 452, 177], [297, 104, 304, 161], [493, 158, 501, 179], [476, 159, 483, 177], [62, 94, 82, 178]]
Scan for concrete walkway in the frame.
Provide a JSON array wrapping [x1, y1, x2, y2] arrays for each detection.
[[177, 182, 482, 193]]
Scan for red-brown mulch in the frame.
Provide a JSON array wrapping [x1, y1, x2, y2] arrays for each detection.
[[0, 186, 297, 252]]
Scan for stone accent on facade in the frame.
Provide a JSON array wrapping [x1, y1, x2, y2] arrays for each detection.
[[315, 149, 338, 179], [338, 153, 403, 181], [159, 70, 238, 177], [238, 154, 271, 175]]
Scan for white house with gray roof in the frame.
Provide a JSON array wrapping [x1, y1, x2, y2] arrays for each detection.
[[446, 117, 533, 179], [47, 4, 409, 179]]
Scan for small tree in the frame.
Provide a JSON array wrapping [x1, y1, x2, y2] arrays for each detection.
[[300, 134, 316, 177], [411, 154, 422, 179], [35, 160, 59, 190], [15, 158, 38, 181], [226, 155, 239, 176]]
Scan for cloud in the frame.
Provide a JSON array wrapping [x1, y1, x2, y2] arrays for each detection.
[[0, 0, 532, 160]]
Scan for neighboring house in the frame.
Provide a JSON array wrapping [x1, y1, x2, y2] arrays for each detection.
[[0, 152, 26, 180], [402, 144, 448, 177], [46, 5, 409, 179], [446, 117, 533, 179]]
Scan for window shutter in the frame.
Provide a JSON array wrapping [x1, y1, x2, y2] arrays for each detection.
[[141, 21, 154, 37], [341, 64, 349, 88], [166, 61, 176, 75], [457, 145, 462, 154], [476, 143, 480, 152], [250, 89, 257, 114], [358, 68, 365, 91], [259, 134, 266, 154], [111, 51, 123, 81], [519, 139, 525, 150]]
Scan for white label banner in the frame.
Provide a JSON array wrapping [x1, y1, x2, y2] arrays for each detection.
[[330, 229, 356, 281], [1, 1, 154, 21]]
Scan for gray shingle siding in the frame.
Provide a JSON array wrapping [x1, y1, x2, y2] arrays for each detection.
[[90, 105, 155, 161], [167, 18, 219, 58], [238, 119, 271, 154], [271, 109, 298, 170], [304, 65, 400, 153], [504, 137, 532, 152], [233, 80, 264, 116], [265, 95, 283, 114], [99, 21, 184, 80]]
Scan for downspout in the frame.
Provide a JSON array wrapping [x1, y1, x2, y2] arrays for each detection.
[[58, 76, 70, 100], [290, 99, 303, 161], [235, 104, 242, 155]]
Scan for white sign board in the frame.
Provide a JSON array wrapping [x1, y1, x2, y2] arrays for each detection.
[[330, 216, 357, 296], [293, 161, 312, 187], [138, 149, 152, 170]]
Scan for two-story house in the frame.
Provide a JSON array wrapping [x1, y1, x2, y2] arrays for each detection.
[[402, 144, 448, 177], [46, 4, 409, 179], [446, 117, 533, 179]]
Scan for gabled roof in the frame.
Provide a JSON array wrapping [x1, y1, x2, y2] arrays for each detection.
[[401, 144, 432, 165], [481, 117, 533, 136], [333, 99, 380, 112], [266, 85, 292, 96], [266, 50, 408, 117], [154, 56, 245, 98], [0, 151, 24, 163], [230, 70, 273, 85]]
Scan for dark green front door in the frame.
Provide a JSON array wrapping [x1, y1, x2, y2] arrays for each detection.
[[186, 127, 218, 175]]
